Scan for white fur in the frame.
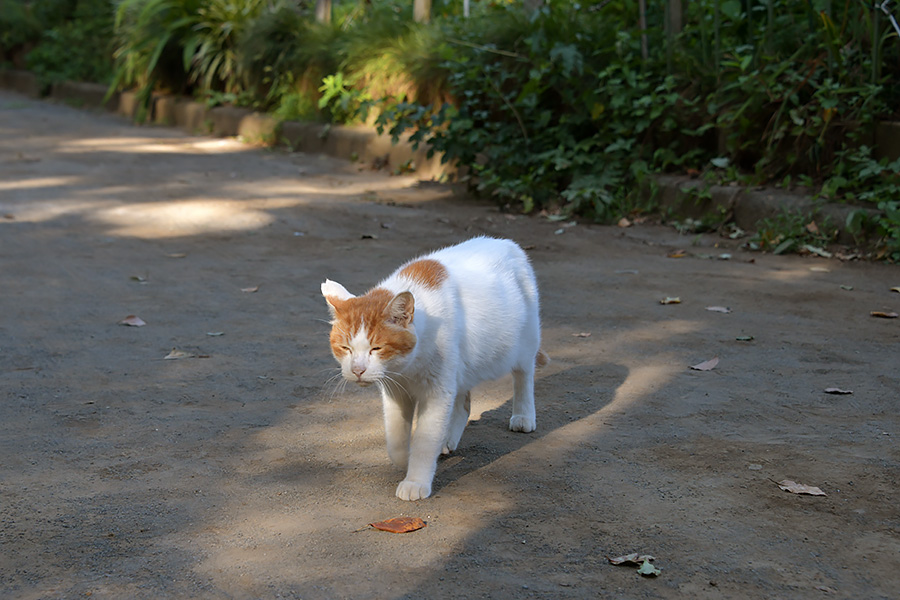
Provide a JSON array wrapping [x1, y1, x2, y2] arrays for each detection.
[[322, 236, 542, 501]]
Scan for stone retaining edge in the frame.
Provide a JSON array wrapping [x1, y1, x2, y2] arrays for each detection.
[[1, 68, 887, 245]]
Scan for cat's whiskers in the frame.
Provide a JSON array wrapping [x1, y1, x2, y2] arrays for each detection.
[[378, 370, 410, 398]]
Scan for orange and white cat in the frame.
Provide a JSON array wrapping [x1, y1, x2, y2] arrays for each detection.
[[321, 236, 547, 501]]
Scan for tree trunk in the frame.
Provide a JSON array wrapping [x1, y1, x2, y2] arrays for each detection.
[[315, 0, 332, 23], [414, 0, 431, 23]]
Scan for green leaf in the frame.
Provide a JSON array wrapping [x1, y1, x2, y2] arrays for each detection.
[[637, 559, 661, 577]]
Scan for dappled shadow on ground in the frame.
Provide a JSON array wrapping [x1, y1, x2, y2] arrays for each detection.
[[2, 89, 899, 600]]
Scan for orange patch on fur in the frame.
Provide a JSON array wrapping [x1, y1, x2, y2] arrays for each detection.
[[327, 288, 416, 360], [398, 259, 448, 289]]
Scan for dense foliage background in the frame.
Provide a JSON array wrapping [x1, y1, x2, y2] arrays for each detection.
[[2, 0, 899, 258]]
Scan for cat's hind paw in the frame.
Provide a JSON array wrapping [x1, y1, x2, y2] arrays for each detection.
[[396, 480, 431, 501], [509, 415, 536, 433]]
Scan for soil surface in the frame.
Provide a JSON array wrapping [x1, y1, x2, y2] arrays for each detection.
[[1, 89, 899, 600]]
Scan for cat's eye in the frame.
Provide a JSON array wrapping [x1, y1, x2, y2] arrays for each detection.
[[340, 346, 351, 353], [370, 346, 382, 353]]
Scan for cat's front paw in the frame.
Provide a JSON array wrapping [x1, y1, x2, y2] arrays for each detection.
[[395, 480, 431, 501], [509, 416, 536, 433]]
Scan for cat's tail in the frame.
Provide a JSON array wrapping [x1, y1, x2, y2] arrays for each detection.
[[535, 349, 551, 368]]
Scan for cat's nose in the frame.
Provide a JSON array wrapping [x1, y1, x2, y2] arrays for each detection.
[[351, 365, 366, 378]]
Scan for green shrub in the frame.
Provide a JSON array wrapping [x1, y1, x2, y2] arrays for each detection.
[[25, 0, 115, 86]]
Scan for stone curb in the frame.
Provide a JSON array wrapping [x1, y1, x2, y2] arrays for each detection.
[[655, 175, 878, 245], [0, 69, 453, 180], [0, 69, 885, 244]]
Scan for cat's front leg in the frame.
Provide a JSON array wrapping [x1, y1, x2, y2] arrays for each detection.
[[381, 388, 414, 470], [396, 391, 453, 501], [510, 366, 537, 433]]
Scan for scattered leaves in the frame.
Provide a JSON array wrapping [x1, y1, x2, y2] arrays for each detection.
[[824, 387, 853, 395], [164, 348, 194, 360], [118, 315, 146, 327], [871, 311, 899, 319], [690, 357, 719, 371], [666, 249, 687, 258], [369, 517, 426, 533], [777, 479, 826, 496], [705, 306, 732, 313], [241, 286, 260, 293], [660, 297, 681, 305], [573, 332, 592, 338]]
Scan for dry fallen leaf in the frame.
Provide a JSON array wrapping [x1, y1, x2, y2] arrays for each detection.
[[241, 285, 260, 293], [573, 332, 592, 338], [164, 348, 194, 360], [369, 517, 426, 533], [777, 479, 827, 496], [608, 553, 655, 566], [660, 297, 681, 305], [705, 306, 732, 313], [667, 250, 687, 258], [870, 311, 899, 318], [690, 357, 720, 371], [637, 560, 662, 577], [617, 217, 633, 228], [824, 387, 853, 395], [118, 315, 146, 327]]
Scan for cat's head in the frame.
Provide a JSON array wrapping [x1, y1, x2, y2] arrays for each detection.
[[321, 279, 417, 386]]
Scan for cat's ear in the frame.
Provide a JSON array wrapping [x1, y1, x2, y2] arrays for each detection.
[[387, 291, 414, 327], [321, 279, 354, 314]]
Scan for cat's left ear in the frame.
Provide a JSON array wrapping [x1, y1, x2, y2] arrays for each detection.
[[387, 291, 414, 327]]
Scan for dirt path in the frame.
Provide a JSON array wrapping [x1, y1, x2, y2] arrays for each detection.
[[1, 89, 898, 600]]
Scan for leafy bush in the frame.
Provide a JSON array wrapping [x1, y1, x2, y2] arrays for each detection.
[[25, 0, 115, 86]]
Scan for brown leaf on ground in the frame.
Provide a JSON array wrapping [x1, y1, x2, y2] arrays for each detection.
[[667, 250, 687, 258], [870, 311, 899, 318], [690, 357, 719, 371], [164, 348, 194, 360], [617, 217, 633, 228], [777, 480, 827, 496], [118, 315, 146, 327], [369, 517, 426, 533]]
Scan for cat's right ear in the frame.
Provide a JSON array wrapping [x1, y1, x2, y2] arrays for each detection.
[[321, 279, 354, 315]]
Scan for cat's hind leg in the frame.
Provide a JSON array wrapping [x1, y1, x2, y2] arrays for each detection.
[[509, 364, 537, 433], [381, 388, 414, 470], [442, 391, 471, 455]]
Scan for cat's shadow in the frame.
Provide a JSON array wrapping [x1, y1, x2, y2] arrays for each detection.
[[433, 362, 627, 495]]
